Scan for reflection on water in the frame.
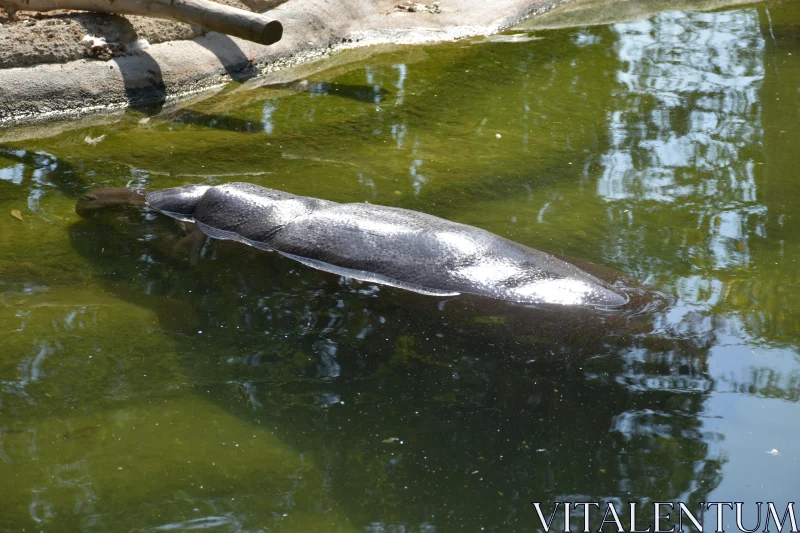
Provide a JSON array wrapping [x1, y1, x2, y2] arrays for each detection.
[[597, 9, 768, 350], [599, 9, 765, 270], [1, 2, 800, 531]]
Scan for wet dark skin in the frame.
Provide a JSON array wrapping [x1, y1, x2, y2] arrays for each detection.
[[74, 187, 667, 359], [75, 187, 639, 304], [145, 182, 630, 306]]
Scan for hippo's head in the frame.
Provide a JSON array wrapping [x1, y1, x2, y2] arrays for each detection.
[[144, 184, 211, 222]]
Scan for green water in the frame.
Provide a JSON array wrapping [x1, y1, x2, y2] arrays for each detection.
[[2, 1, 800, 531]]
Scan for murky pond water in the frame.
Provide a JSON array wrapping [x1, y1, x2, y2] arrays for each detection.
[[2, 1, 799, 531]]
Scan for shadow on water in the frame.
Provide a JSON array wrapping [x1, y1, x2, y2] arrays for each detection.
[[159, 81, 393, 133], [295, 81, 393, 103], [65, 199, 723, 531]]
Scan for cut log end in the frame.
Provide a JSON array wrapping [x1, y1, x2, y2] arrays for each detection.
[[259, 19, 283, 45]]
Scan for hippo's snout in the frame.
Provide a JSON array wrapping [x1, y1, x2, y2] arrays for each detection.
[[75, 188, 148, 218], [75, 193, 101, 218], [585, 283, 630, 308]]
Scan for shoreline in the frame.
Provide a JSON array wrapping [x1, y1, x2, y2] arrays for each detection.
[[0, 0, 568, 127]]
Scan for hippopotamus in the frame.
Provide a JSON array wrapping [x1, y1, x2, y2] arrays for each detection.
[[77, 183, 629, 307]]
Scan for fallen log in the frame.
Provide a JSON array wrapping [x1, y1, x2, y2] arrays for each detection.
[[0, 0, 283, 45]]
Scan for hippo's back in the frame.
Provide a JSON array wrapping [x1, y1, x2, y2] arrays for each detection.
[[268, 203, 626, 306]]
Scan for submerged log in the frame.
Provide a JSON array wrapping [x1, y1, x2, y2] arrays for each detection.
[[0, 0, 283, 45]]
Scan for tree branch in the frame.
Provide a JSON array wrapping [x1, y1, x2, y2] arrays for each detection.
[[0, 0, 283, 45]]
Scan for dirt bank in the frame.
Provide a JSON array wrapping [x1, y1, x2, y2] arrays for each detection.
[[0, 0, 568, 127]]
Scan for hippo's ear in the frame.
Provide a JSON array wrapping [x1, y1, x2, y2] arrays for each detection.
[[146, 185, 211, 222]]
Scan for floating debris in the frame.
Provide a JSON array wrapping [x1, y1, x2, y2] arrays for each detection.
[[10, 209, 23, 221], [84, 134, 107, 146]]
